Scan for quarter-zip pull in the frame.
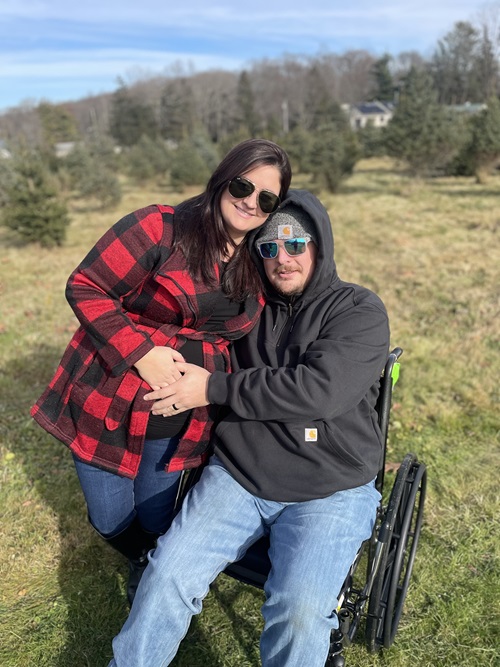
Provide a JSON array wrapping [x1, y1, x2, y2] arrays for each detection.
[[276, 299, 294, 347], [289, 302, 297, 334]]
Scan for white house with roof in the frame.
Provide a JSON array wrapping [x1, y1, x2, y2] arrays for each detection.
[[342, 101, 395, 130]]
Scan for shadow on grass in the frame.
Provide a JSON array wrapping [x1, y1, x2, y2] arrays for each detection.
[[168, 576, 263, 667], [4, 345, 261, 667], [0, 232, 44, 249], [204, 578, 262, 665], [339, 182, 404, 196], [2, 345, 128, 666], [429, 186, 500, 198]]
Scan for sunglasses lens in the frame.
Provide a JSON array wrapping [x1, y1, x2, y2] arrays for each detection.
[[258, 191, 280, 214], [228, 177, 280, 214], [228, 177, 254, 199], [284, 239, 307, 255], [257, 238, 309, 259], [258, 242, 278, 259]]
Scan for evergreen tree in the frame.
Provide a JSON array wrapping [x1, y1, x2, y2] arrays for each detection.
[[464, 96, 500, 182], [431, 22, 481, 104], [0, 156, 16, 209], [217, 127, 256, 159], [358, 123, 386, 158], [384, 68, 460, 175], [235, 71, 260, 137], [473, 28, 499, 100], [61, 142, 121, 208], [109, 84, 158, 147], [308, 106, 360, 192], [126, 135, 170, 183], [281, 126, 315, 174], [37, 102, 80, 147], [303, 65, 337, 131], [1, 150, 70, 246], [87, 134, 120, 171], [444, 112, 476, 176], [60, 143, 94, 190], [169, 138, 212, 189], [78, 162, 122, 209], [189, 129, 221, 173], [371, 54, 394, 101], [160, 78, 196, 142]]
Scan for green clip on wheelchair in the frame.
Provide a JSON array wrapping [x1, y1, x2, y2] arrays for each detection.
[[179, 348, 427, 666]]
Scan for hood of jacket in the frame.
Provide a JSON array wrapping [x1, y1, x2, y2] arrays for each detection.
[[248, 189, 339, 307]]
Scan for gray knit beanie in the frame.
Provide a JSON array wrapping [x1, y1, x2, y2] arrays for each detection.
[[256, 204, 317, 245]]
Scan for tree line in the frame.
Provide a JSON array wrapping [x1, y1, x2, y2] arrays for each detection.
[[1, 16, 500, 247]]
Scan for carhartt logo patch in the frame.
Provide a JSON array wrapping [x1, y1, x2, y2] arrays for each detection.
[[278, 224, 293, 239], [305, 428, 318, 442]]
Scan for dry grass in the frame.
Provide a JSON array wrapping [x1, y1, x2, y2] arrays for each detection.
[[1, 159, 499, 667]]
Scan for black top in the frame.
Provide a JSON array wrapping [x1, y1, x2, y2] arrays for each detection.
[[145, 278, 242, 440]]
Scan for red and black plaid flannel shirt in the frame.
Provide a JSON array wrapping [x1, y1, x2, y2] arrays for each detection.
[[31, 204, 264, 478]]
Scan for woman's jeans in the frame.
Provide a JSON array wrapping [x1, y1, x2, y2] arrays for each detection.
[[108, 457, 381, 667], [73, 437, 181, 537]]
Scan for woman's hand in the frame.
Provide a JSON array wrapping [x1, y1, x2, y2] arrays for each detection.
[[134, 346, 186, 388], [143, 362, 211, 415]]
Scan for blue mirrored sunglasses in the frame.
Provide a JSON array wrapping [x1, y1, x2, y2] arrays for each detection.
[[257, 237, 311, 259]]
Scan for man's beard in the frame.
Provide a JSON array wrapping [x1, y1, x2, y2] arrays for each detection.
[[274, 282, 304, 298], [272, 267, 304, 297]]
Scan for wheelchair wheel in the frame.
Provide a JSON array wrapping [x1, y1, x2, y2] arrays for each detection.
[[366, 453, 427, 652]]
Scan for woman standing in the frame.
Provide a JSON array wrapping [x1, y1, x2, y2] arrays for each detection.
[[31, 139, 291, 604]]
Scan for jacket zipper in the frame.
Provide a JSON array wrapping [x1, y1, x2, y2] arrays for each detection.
[[276, 301, 294, 347]]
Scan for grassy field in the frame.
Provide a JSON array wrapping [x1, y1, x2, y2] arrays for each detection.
[[0, 158, 499, 667]]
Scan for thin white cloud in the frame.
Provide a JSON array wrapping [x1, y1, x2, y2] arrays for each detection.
[[0, 0, 480, 21], [1, 49, 243, 79], [0, 1, 483, 37], [0, 0, 491, 110]]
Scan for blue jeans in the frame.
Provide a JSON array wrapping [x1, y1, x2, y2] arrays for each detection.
[[108, 457, 380, 667], [73, 437, 181, 536]]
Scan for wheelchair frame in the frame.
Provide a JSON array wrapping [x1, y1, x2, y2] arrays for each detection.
[[177, 348, 427, 666]]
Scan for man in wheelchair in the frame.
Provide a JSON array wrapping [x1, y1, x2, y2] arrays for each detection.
[[108, 189, 390, 667]]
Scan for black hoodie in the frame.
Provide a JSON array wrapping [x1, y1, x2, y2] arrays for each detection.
[[208, 189, 390, 501]]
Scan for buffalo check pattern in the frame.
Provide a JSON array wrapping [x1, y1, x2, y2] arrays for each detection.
[[31, 205, 264, 477]]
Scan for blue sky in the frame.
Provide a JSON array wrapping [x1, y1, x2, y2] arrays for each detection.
[[0, 1, 491, 112]]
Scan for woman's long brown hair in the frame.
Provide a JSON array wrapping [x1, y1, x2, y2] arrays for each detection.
[[173, 139, 292, 302]]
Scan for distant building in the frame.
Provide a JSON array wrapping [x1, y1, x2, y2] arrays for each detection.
[[448, 102, 487, 115], [54, 141, 78, 158], [342, 101, 395, 130], [342, 99, 487, 132]]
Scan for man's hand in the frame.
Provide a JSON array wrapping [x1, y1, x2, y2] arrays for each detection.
[[134, 346, 185, 388], [144, 362, 211, 415]]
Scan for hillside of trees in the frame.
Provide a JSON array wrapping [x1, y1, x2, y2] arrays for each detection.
[[1, 16, 500, 246]]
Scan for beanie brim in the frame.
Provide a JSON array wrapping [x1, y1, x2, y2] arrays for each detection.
[[256, 204, 317, 245]]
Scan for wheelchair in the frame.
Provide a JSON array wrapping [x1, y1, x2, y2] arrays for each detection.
[[179, 347, 427, 666]]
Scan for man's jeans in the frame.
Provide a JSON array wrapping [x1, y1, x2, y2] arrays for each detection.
[[73, 436, 181, 536], [108, 457, 380, 667]]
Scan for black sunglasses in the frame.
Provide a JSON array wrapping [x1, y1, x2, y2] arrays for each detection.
[[228, 176, 281, 214], [257, 237, 311, 259]]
